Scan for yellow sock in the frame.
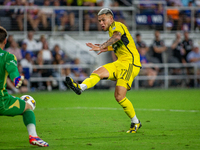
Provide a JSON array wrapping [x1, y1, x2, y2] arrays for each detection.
[[119, 97, 136, 119], [82, 73, 100, 89]]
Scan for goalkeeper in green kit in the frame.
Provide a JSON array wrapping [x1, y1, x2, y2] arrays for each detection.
[[0, 26, 48, 147]]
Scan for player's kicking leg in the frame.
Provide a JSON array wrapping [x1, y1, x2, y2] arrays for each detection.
[[65, 77, 82, 95], [65, 73, 102, 95]]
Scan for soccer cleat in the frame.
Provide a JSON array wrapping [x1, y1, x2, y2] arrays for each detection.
[[65, 77, 82, 95], [126, 121, 142, 133], [29, 135, 49, 147]]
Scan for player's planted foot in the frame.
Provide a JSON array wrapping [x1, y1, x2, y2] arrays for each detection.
[[29, 135, 49, 147], [127, 121, 142, 133], [65, 77, 82, 95]]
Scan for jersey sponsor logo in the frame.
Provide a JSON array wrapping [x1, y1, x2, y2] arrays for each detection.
[[0, 53, 4, 56], [112, 40, 123, 53], [10, 60, 17, 66]]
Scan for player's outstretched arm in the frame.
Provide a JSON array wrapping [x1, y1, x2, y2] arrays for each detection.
[[86, 31, 121, 55], [99, 31, 121, 50]]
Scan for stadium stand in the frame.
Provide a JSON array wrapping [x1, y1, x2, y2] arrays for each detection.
[[0, 0, 200, 92]]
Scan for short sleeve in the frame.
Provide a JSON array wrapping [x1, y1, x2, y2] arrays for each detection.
[[109, 22, 124, 36]]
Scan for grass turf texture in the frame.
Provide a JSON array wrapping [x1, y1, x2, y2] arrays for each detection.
[[0, 89, 200, 150]]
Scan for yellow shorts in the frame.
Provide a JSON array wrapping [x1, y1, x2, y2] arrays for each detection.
[[103, 60, 141, 90]]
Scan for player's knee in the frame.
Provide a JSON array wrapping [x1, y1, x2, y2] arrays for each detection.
[[24, 102, 33, 112], [114, 93, 124, 102]]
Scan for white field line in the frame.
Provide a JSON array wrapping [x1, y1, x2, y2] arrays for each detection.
[[36, 107, 199, 113]]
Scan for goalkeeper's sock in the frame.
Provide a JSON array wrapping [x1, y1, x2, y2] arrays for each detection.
[[27, 123, 37, 136], [23, 109, 37, 136], [81, 73, 100, 89], [118, 97, 136, 119]]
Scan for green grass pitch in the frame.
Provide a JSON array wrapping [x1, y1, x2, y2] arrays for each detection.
[[0, 89, 200, 150]]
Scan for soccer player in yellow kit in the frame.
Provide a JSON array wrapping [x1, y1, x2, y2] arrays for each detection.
[[65, 8, 142, 133]]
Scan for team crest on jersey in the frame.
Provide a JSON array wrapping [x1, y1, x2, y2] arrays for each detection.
[[0, 53, 4, 56], [112, 27, 116, 30]]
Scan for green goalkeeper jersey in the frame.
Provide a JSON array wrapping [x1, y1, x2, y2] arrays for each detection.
[[0, 48, 19, 97]]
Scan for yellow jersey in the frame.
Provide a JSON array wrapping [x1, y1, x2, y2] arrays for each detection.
[[108, 21, 141, 67]]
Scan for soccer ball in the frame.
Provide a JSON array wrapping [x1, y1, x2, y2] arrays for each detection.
[[20, 95, 36, 110]]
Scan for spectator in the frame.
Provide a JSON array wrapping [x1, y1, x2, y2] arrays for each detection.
[[21, 41, 34, 59], [37, 41, 53, 63], [3, 0, 14, 16], [154, 3, 164, 14], [6, 40, 22, 61], [139, 47, 158, 87], [52, 44, 70, 62], [167, 0, 183, 6], [180, 1, 193, 31], [187, 42, 200, 86], [23, 31, 38, 52], [168, 32, 186, 86], [111, 1, 127, 26], [34, 54, 54, 91], [166, 15, 174, 31], [135, 33, 149, 54], [20, 52, 34, 77], [54, 1, 75, 31], [139, 0, 156, 14], [169, 32, 186, 63], [40, 0, 53, 30], [167, 2, 180, 30], [52, 53, 63, 65], [12, 0, 26, 31], [182, 31, 193, 62], [187, 42, 200, 69], [5, 35, 13, 49], [27, 0, 47, 31], [37, 35, 46, 50], [83, 2, 101, 31], [151, 30, 167, 63], [195, 12, 200, 31]]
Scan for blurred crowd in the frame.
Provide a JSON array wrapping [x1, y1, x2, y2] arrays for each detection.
[[136, 0, 200, 31], [0, 0, 128, 31], [6, 31, 88, 93], [1, 0, 200, 31], [5, 30, 200, 93], [135, 30, 200, 88]]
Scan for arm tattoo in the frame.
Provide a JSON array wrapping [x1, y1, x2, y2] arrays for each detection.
[[99, 32, 121, 49]]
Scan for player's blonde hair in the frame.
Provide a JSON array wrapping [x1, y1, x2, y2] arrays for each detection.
[[98, 8, 114, 16]]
